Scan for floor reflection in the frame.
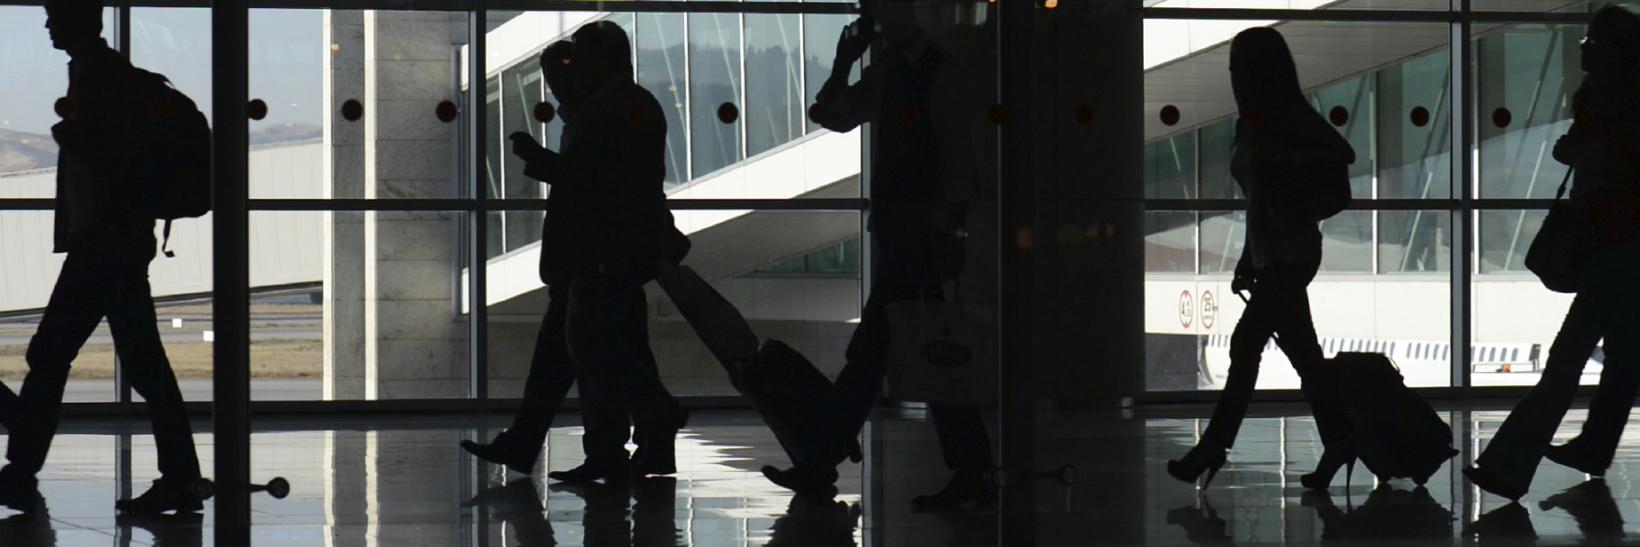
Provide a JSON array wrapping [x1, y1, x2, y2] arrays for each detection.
[[12, 408, 1640, 544]]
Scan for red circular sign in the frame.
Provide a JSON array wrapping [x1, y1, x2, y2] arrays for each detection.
[[1201, 290, 1217, 329], [1179, 291, 1194, 329]]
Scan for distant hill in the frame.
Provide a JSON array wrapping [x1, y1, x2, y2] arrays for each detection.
[[250, 122, 322, 146], [0, 122, 321, 175], [0, 129, 58, 173]]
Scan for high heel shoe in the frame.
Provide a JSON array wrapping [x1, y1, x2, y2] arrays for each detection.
[[1300, 445, 1356, 491], [1168, 445, 1229, 489]]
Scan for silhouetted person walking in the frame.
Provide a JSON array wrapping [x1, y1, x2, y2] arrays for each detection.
[[790, 4, 996, 506], [0, 0, 207, 515], [504, 22, 685, 485], [1466, 6, 1640, 501], [462, 39, 679, 478], [1167, 27, 1355, 490]]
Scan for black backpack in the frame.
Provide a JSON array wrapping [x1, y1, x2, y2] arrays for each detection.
[[124, 61, 211, 257], [1335, 352, 1458, 485]]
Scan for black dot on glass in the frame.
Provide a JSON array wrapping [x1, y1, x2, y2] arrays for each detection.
[[717, 102, 739, 124], [247, 99, 268, 121], [1492, 107, 1512, 129], [1410, 106, 1430, 128], [1159, 104, 1180, 126], [1074, 105, 1094, 125], [435, 100, 458, 123], [532, 102, 555, 124], [342, 99, 364, 122], [1328, 106, 1349, 127]]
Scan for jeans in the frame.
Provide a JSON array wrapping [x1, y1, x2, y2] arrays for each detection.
[[506, 283, 665, 456], [1476, 290, 1640, 493], [9, 247, 200, 481], [1201, 278, 1349, 451], [565, 274, 679, 464]]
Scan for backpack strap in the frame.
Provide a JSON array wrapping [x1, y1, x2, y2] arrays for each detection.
[[162, 219, 176, 258]]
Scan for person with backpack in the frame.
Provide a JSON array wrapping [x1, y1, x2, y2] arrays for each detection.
[[0, 0, 210, 514], [462, 39, 687, 479], [501, 22, 688, 485], [1166, 27, 1356, 491], [1466, 6, 1640, 501]]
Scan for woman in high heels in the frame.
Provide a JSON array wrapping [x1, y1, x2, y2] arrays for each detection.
[[1167, 27, 1357, 490]]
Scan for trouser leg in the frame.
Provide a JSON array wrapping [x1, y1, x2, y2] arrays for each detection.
[[1476, 294, 1601, 492], [7, 253, 111, 476], [1200, 290, 1278, 450], [930, 404, 992, 473], [106, 261, 200, 481], [508, 285, 576, 451]]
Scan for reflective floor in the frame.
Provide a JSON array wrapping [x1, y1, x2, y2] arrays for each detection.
[[8, 406, 1640, 545]]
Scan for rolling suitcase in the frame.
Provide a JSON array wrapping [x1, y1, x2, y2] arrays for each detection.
[[654, 263, 852, 468], [1334, 352, 1458, 485]]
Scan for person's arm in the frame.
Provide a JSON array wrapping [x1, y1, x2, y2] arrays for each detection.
[[813, 22, 880, 132], [524, 93, 666, 193]]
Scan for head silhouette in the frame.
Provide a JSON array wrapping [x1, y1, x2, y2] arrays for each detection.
[[1229, 27, 1303, 115], [1583, 6, 1640, 76], [861, 0, 922, 49], [43, 0, 102, 54], [539, 40, 577, 105], [569, 21, 633, 97]]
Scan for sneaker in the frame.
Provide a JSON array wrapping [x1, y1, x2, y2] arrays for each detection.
[[0, 469, 41, 513], [461, 431, 538, 476], [911, 471, 997, 511], [115, 477, 210, 515], [761, 465, 838, 499]]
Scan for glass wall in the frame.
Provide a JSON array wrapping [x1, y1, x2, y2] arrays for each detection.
[[1142, 7, 1610, 391]]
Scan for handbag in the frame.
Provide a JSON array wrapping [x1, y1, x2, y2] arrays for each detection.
[[884, 290, 997, 406], [1525, 169, 1589, 294]]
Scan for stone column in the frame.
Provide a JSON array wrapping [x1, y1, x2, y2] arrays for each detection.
[[324, 10, 367, 400], [363, 11, 468, 399], [996, 1, 1143, 543]]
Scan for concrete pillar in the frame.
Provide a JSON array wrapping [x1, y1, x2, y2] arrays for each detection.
[[324, 10, 367, 400], [363, 11, 468, 399], [996, 1, 1143, 542]]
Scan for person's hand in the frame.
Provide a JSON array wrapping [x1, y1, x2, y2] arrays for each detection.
[[1553, 133, 1585, 166], [836, 18, 874, 64], [1231, 271, 1254, 296], [509, 131, 543, 159]]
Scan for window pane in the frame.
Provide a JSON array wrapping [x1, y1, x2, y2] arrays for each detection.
[[501, 62, 545, 254], [690, 11, 744, 178], [1198, 120, 1239, 199], [0, 6, 113, 182], [1378, 50, 1452, 199], [1320, 210, 1372, 273], [804, 12, 853, 133], [745, 14, 803, 157], [1473, 209, 1591, 387], [485, 211, 862, 398], [1197, 211, 1242, 275], [1145, 132, 1195, 200], [1379, 210, 1451, 273], [1146, 211, 1195, 273], [638, 12, 691, 188], [1477, 23, 1582, 199]]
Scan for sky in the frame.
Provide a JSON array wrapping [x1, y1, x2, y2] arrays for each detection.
[[0, 7, 323, 136]]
